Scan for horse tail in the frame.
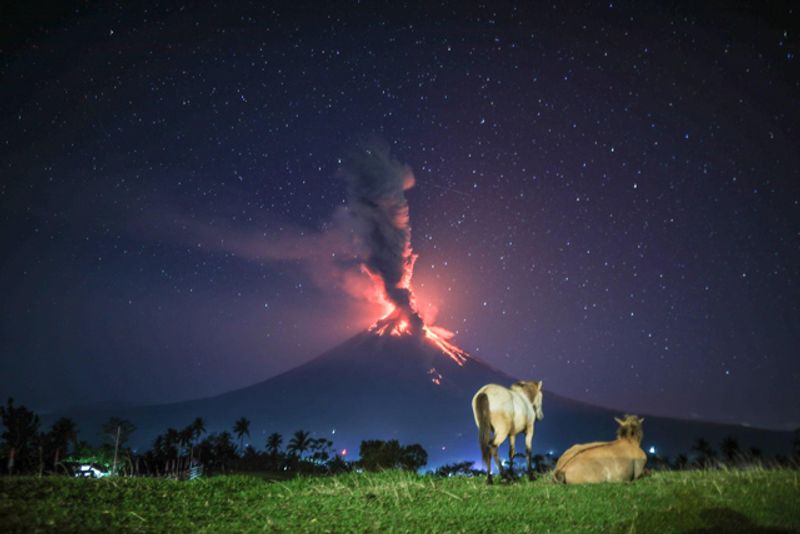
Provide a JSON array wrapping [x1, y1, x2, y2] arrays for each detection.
[[475, 392, 492, 460]]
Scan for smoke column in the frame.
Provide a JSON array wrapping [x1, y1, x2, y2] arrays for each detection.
[[341, 143, 424, 333]]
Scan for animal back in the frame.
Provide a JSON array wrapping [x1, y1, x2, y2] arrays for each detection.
[[555, 441, 611, 471]]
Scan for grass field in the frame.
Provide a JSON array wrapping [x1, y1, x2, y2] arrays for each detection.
[[1, 469, 799, 533]]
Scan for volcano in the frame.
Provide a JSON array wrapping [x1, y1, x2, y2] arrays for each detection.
[[60, 328, 792, 466]]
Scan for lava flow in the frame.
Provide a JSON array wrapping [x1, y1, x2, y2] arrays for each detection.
[[369, 303, 470, 367], [364, 258, 469, 367]]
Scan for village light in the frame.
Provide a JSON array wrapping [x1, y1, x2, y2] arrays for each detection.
[[76, 464, 109, 478], [648, 446, 656, 454]]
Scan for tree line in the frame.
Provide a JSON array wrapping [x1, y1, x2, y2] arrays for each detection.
[[2, 397, 799, 478], [0, 398, 427, 477]]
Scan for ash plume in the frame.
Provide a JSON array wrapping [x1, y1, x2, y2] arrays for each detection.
[[341, 143, 424, 332]]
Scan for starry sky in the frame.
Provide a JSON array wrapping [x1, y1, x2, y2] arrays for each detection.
[[1, 1, 798, 430]]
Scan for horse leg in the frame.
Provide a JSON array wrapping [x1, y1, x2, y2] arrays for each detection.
[[491, 429, 509, 482], [525, 426, 535, 481], [483, 440, 494, 485], [491, 444, 504, 482], [507, 433, 516, 481]]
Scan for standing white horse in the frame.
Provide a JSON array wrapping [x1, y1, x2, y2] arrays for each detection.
[[471, 380, 544, 483]]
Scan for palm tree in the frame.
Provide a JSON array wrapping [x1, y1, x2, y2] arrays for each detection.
[[187, 417, 206, 463], [0, 397, 41, 474], [164, 428, 180, 459], [287, 430, 312, 459], [233, 417, 251, 452], [48, 417, 77, 467], [179, 427, 194, 457], [190, 418, 206, 442], [266, 433, 283, 457]]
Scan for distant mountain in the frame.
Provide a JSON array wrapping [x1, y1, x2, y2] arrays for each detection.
[[58, 331, 793, 466]]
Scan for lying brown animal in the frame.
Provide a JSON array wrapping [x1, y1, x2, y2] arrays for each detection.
[[553, 415, 647, 484]]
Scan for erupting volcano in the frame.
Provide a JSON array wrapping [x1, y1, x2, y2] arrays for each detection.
[[50, 149, 790, 466], [343, 144, 469, 368], [51, 146, 793, 468]]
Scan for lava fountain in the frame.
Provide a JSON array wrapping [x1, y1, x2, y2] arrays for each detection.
[[342, 144, 469, 366]]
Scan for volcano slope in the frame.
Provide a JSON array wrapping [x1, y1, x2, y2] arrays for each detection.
[[61, 331, 792, 466]]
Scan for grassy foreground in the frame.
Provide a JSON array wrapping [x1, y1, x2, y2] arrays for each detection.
[[1, 469, 799, 533]]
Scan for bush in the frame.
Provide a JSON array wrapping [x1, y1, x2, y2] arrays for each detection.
[[358, 439, 428, 471]]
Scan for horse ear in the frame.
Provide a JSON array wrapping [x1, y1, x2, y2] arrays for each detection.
[[537, 380, 543, 389], [614, 417, 624, 425], [638, 417, 645, 424]]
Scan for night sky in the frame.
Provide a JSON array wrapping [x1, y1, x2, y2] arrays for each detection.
[[1, 1, 798, 430]]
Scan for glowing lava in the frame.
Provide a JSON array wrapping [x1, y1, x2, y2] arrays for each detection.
[[368, 290, 469, 367]]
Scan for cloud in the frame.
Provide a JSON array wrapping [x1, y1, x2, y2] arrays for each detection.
[[136, 142, 422, 314], [340, 142, 418, 313]]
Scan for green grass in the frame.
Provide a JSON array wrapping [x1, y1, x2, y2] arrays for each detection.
[[1, 469, 799, 533]]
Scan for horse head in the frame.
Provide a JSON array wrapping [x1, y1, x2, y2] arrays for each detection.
[[614, 414, 644, 443], [512, 380, 544, 421]]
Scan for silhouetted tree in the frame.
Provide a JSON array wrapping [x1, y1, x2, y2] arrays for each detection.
[[309, 438, 334, 463], [692, 438, 716, 467], [163, 427, 181, 471], [720, 436, 740, 464], [190, 418, 206, 443], [101, 417, 136, 450], [359, 439, 428, 471], [197, 432, 237, 473], [266, 433, 283, 457], [46, 417, 77, 470], [673, 453, 689, 470], [326, 454, 352, 474], [749, 447, 762, 461], [264, 432, 284, 470], [287, 430, 312, 459], [233, 417, 251, 452], [435, 461, 477, 477], [99, 418, 136, 475], [401, 443, 428, 471], [179, 427, 194, 456], [0, 398, 41, 474], [184, 417, 205, 463]]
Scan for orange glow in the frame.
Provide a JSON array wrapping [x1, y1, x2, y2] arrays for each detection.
[[428, 367, 444, 385], [423, 325, 468, 366], [369, 302, 469, 366]]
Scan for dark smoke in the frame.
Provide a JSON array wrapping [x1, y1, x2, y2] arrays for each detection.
[[341, 143, 424, 331]]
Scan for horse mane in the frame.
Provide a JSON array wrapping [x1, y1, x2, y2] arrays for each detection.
[[511, 381, 540, 405], [616, 415, 644, 443]]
